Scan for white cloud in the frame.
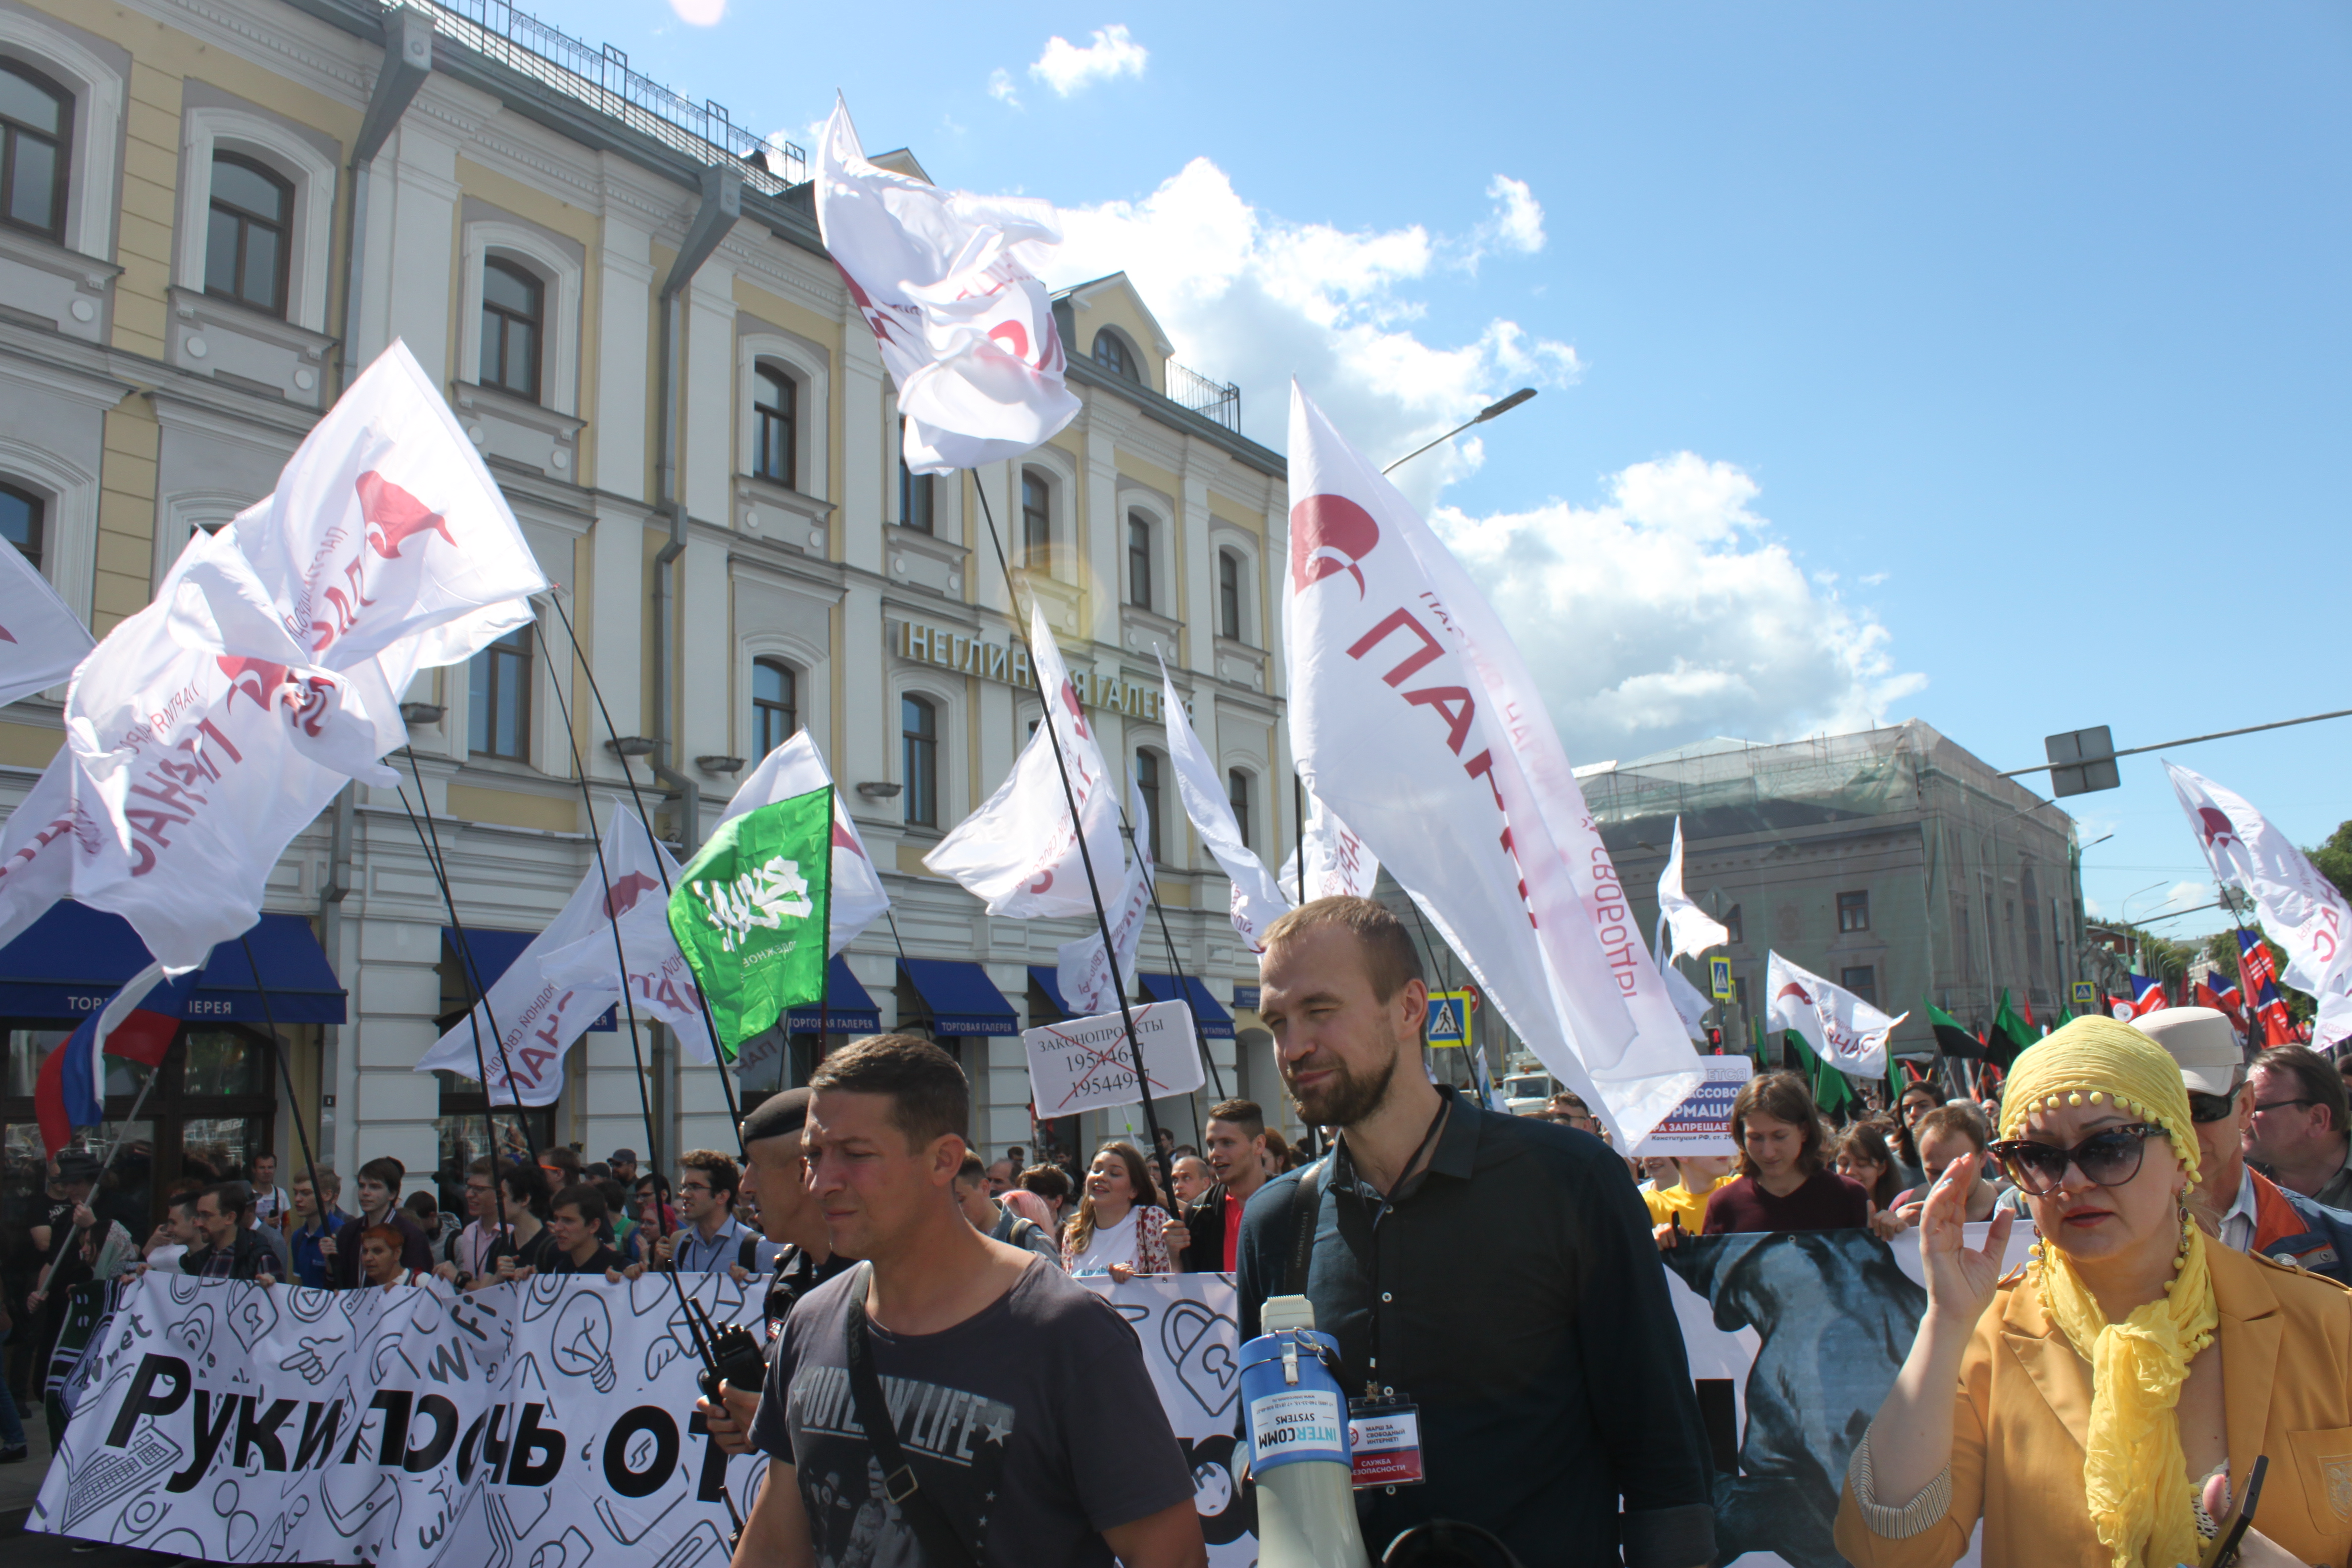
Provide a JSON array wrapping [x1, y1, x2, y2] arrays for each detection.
[[1051, 158, 1579, 505], [988, 68, 1021, 108], [1482, 175, 1545, 255], [1429, 456, 1927, 761], [669, 0, 725, 25], [1030, 25, 1148, 96]]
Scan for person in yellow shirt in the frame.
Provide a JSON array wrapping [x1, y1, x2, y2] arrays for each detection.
[[1646, 1154, 1735, 1247]]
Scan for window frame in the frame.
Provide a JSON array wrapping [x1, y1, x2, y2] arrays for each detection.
[[1218, 549, 1243, 641], [478, 254, 545, 403], [1091, 329, 1139, 382], [203, 149, 293, 319], [1837, 890, 1870, 934], [897, 419, 934, 534], [1135, 749, 1164, 864], [1021, 468, 1053, 573], [901, 693, 939, 828], [468, 621, 534, 763], [1127, 510, 1153, 610], [1840, 965, 1878, 1008], [1226, 768, 1252, 851], [0, 479, 42, 574], [0, 57, 70, 243], [752, 656, 798, 759], [752, 363, 797, 487]]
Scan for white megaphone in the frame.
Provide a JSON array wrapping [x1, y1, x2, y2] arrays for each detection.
[[1241, 1294, 1372, 1568]]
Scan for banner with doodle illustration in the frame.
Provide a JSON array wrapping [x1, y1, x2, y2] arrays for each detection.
[[30, 1269, 772, 1566], [32, 1269, 1257, 1566]]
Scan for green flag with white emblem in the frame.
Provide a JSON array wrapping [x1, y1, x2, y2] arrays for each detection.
[[668, 785, 833, 1056]]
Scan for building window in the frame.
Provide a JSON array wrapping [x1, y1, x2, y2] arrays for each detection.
[[0, 61, 69, 243], [1021, 470, 1051, 570], [1127, 512, 1152, 610], [902, 695, 937, 828], [898, 423, 933, 534], [1723, 903, 1743, 946], [1841, 966, 1878, 1007], [1227, 769, 1251, 850], [1218, 550, 1242, 641], [0, 482, 42, 573], [468, 622, 531, 761], [204, 152, 292, 317], [1837, 890, 1870, 933], [1092, 331, 1138, 381], [1135, 750, 1163, 864], [752, 658, 797, 757], [753, 365, 795, 486], [479, 256, 543, 401]]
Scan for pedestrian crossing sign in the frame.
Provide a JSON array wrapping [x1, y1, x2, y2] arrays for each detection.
[[2071, 980, 2097, 1009], [1709, 957, 1734, 1002], [1426, 990, 1472, 1047]]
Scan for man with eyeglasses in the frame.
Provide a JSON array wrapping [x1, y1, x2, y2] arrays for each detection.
[[655, 1150, 755, 1274], [2139, 1009, 2352, 1282], [2244, 1043, 2352, 1212]]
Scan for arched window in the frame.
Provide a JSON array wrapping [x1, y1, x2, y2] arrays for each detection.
[[753, 365, 795, 486], [1135, 750, 1163, 864], [902, 695, 937, 827], [1127, 511, 1152, 610], [0, 60, 69, 242], [204, 151, 292, 317], [0, 481, 42, 574], [898, 419, 933, 533], [468, 622, 531, 761], [1227, 769, 1251, 851], [480, 256, 543, 401], [1021, 470, 1051, 570], [1218, 550, 1243, 641], [753, 658, 797, 757], [1092, 330, 1138, 382]]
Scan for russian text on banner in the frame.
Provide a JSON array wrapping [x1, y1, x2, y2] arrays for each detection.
[[1024, 999, 1206, 1116]]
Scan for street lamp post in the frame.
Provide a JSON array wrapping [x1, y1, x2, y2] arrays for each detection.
[[1382, 388, 1538, 475]]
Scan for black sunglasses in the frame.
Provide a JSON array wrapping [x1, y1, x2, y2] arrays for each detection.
[[2186, 1085, 2242, 1125], [1986, 1123, 2166, 1196]]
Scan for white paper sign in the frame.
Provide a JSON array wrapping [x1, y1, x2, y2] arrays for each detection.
[[1631, 1057, 1757, 1157], [1023, 998, 1205, 1116]]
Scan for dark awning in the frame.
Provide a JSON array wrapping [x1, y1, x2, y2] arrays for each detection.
[[787, 956, 881, 1034], [0, 901, 345, 1024], [899, 959, 1019, 1036], [1027, 965, 1075, 1019], [441, 928, 614, 1032], [1140, 973, 1234, 1038]]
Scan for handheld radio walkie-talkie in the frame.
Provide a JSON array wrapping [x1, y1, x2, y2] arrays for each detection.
[[689, 1298, 767, 1401]]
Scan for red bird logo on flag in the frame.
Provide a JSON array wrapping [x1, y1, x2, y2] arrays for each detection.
[[1288, 494, 1380, 597], [601, 872, 661, 919], [357, 471, 456, 560], [1776, 981, 1813, 1005], [2198, 807, 2238, 850]]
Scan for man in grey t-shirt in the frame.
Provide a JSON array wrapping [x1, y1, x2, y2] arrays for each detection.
[[733, 1034, 1200, 1568]]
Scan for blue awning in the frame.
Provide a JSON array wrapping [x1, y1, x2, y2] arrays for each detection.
[[1140, 974, 1235, 1038], [0, 901, 345, 1024], [900, 959, 1019, 1036], [1027, 965, 1075, 1019], [786, 956, 881, 1033], [442, 928, 613, 1032]]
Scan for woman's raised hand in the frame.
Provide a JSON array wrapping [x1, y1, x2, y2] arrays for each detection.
[[1917, 1151, 2012, 1324]]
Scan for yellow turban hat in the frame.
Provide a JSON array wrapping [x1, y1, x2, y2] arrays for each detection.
[[1997, 1014, 2202, 1192]]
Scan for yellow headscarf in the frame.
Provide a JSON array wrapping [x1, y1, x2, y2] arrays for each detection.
[[1999, 1017, 2217, 1568]]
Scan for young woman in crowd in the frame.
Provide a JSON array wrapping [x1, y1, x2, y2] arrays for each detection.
[[1061, 1142, 1185, 1282], [1018, 1164, 1074, 1231], [1887, 1106, 2006, 1225], [1836, 1121, 1914, 1241], [1838, 1016, 2352, 1568], [1891, 1082, 1937, 1189], [357, 1225, 439, 1291], [1704, 1071, 1874, 1233]]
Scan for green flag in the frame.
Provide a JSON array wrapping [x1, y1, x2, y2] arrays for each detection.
[[668, 786, 834, 1055], [1924, 996, 1981, 1059], [1788, 1030, 1855, 1114], [1987, 989, 2035, 1070]]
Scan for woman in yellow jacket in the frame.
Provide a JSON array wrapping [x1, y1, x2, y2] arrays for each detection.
[[1835, 1016, 2352, 1568]]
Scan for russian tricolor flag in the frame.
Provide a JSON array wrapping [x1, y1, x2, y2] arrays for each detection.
[[35, 963, 191, 1156]]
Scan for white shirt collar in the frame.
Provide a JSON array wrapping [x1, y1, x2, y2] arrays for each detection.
[[2218, 1164, 2261, 1251]]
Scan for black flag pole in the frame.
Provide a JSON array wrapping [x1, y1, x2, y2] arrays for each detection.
[[1119, 803, 1225, 1101], [1293, 773, 1309, 905], [239, 933, 326, 1259], [968, 471, 1168, 1164]]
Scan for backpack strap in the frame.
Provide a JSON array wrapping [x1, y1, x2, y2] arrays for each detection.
[[1285, 1161, 1324, 1296], [842, 1263, 981, 1568]]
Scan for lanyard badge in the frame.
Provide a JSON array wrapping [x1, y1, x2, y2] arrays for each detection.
[[1347, 1395, 1424, 1488]]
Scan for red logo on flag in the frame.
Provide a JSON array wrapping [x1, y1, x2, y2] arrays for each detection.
[[1288, 494, 1379, 596], [2198, 807, 2238, 850], [357, 471, 455, 560], [601, 872, 660, 919]]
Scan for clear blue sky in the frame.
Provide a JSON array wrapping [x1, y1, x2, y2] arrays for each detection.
[[550, 0, 2351, 942]]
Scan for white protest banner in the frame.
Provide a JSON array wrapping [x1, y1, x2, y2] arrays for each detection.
[[1657, 817, 1730, 962], [1631, 1056, 1755, 1157], [538, 810, 717, 1056], [1275, 791, 1381, 902], [0, 534, 94, 706], [1655, 921, 1712, 1044], [1056, 771, 1153, 1017], [925, 603, 1123, 919], [1075, 1273, 1255, 1566], [716, 730, 889, 955], [33, 1271, 767, 1564], [1764, 950, 1905, 1078], [1023, 998, 1205, 1117], [1284, 383, 1699, 1145], [816, 96, 1078, 474], [2169, 761, 2352, 1046], [1156, 657, 1290, 952]]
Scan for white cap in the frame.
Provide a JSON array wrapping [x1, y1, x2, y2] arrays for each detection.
[[2137, 1007, 2245, 1097]]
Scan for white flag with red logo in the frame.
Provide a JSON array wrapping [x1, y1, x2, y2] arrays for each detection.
[[1156, 657, 1291, 952], [1764, 950, 1904, 1077], [1283, 383, 1701, 1145], [1276, 792, 1382, 904], [0, 341, 545, 970], [0, 536, 94, 706], [537, 805, 716, 1061], [715, 730, 888, 955], [1658, 818, 1730, 962], [925, 604, 1123, 919], [2169, 761, 2352, 1046], [1056, 770, 1155, 1017], [816, 96, 1079, 475]]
